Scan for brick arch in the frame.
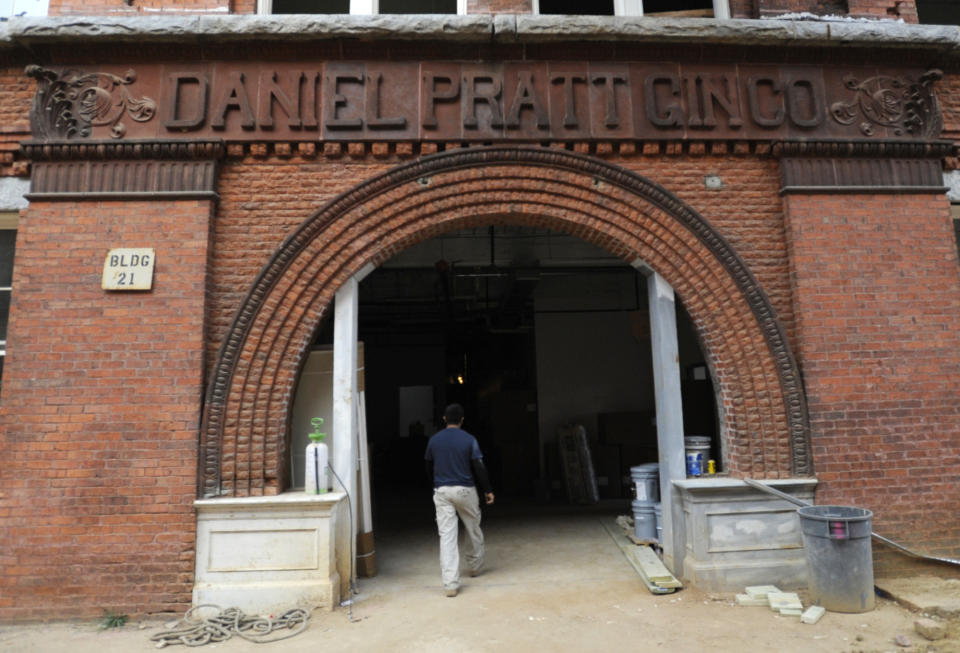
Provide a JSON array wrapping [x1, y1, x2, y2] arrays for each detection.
[[200, 147, 810, 498]]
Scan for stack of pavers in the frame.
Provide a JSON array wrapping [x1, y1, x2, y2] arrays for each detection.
[[736, 585, 826, 624]]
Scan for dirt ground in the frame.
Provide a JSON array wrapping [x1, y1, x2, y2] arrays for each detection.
[[1, 502, 957, 653]]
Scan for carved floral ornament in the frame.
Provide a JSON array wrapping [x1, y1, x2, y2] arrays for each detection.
[[23, 64, 944, 143], [830, 69, 943, 139], [25, 65, 157, 140]]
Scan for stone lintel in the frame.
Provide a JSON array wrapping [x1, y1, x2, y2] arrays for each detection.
[[1, 15, 959, 55]]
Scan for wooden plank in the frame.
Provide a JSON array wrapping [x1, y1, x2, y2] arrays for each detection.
[[601, 519, 681, 594], [557, 425, 599, 505], [631, 543, 683, 589]]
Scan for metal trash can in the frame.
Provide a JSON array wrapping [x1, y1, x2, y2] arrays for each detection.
[[797, 505, 875, 613]]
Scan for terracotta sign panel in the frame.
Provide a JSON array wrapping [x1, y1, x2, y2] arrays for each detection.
[[26, 63, 944, 144]]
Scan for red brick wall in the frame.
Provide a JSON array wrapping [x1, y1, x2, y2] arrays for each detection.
[[849, 0, 918, 21], [939, 74, 960, 143], [208, 152, 794, 380], [0, 66, 33, 178], [0, 199, 213, 620], [204, 147, 800, 499], [729, 0, 755, 17], [208, 155, 395, 372], [617, 155, 796, 348], [783, 192, 960, 574], [757, 0, 919, 20], [3, 152, 955, 617], [0, 68, 31, 138]]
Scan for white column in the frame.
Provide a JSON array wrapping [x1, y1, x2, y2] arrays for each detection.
[[644, 268, 687, 576], [614, 0, 643, 16], [713, 0, 731, 20], [350, 0, 377, 14], [333, 277, 359, 539]]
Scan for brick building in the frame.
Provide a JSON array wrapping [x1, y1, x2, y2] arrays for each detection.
[[1, 0, 959, 620]]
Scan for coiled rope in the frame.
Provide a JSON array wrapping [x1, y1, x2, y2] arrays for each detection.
[[149, 605, 311, 647]]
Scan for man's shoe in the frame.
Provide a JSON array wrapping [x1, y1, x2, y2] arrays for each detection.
[[469, 568, 482, 577], [445, 587, 458, 597]]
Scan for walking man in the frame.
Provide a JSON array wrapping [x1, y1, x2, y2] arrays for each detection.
[[424, 403, 495, 597]]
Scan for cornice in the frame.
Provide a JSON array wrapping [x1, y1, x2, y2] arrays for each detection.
[[21, 139, 225, 161], [771, 140, 954, 159], [1, 15, 959, 56]]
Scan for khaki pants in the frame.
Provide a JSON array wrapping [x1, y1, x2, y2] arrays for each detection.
[[433, 485, 485, 590]]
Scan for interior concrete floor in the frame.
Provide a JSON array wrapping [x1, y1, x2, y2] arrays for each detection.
[[0, 494, 951, 652]]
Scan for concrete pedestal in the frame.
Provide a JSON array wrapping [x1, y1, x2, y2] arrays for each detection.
[[193, 492, 350, 614], [675, 478, 817, 592]]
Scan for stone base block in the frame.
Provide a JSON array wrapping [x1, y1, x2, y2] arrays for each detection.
[[194, 492, 349, 615], [675, 478, 817, 592], [193, 577, 340, 615], [685, 556, 808, 592]]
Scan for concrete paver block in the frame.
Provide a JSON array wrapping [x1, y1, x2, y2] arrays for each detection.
[[745, 585, 782, 599], [736, 593, 769, 607], [914, 617, 947, 641], [768, 592, 803, 611], [801, 605, 826, 624]]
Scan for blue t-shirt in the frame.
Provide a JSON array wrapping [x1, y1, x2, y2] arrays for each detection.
[[424, 427, 482, 488]]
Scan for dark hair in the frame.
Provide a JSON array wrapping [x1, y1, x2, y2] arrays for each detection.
[[443, 403, 464, 425]]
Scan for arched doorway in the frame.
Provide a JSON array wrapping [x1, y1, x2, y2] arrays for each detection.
[[291, 225, 719, 498], [200, 146, 809, 500]]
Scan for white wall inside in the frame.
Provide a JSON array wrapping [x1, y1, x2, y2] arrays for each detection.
[[533, 271, 653, 453], [0, 0, 48, 17], [290, 344, 365, 488]]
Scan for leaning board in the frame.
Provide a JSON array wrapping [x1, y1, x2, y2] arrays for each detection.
[[601, 519, 681, 594]]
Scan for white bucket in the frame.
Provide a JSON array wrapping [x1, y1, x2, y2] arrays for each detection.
[[629, 463, 660, 502], [684, 436, 711, 477]]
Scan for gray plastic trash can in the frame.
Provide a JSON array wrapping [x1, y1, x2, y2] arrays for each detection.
[[798, 505, 875, 613], [632, 499, 657, 541]]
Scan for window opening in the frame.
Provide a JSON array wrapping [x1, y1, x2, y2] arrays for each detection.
[[643, 0, 713, 16], [379, 0, 456, 12], [273, 0, 350, 13], [536, 0, 721, 16], [263, 0, 462, 14], [539, 0, 614, 15], [0, 215, 17, 391], [952, 205, 960, 260], [916, 0, 960, 25]]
